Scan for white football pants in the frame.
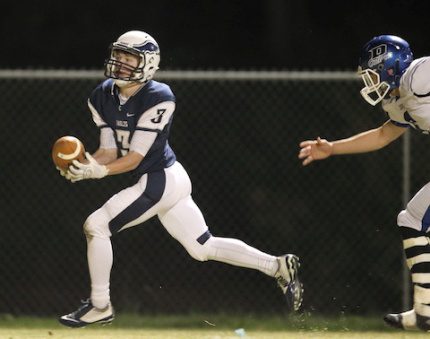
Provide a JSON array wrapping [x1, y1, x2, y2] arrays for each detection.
[[398, 181, 430, 233], [83, 161, 279, 309]]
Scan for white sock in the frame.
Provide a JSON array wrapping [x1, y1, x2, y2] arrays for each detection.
[[206, 237, 278, 277], [400, 309, 417, 330], [87, 236, 113, 309]]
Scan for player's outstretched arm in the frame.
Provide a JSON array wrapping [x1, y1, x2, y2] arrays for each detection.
[[298, 121, 407, 166]]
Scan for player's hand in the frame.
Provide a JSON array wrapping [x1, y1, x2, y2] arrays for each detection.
[[298, 137, 333, 166], [56, 166, 77, 184], [66, 152, 109, 182], [57, 166, 75, 182], [56, 166, 67, 177]]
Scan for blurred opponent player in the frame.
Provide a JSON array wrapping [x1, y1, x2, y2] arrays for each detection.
[[298, 35, 430, 331], [57, 30, 303, 327]]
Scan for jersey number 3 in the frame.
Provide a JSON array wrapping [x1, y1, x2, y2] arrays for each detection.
[[150, 109, 166, 124]]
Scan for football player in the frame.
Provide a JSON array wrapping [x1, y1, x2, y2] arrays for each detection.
[[57, 30, 303, 327], [298, 34, 430, 331]]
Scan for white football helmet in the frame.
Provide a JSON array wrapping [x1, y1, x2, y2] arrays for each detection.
[[104, 30, 160, 87]]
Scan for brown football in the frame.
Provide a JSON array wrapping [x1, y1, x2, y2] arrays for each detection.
[[52, 136, 85, 171]]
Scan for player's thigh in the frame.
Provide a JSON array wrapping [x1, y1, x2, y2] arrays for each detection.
[[399, 181, 430, 231], [87, 162, 193, 236], [90, 171, 165, 235], [103, 180, 146, 219], [112, 164, 192, 233], [158, 195, 208, 243], [159, 161, 192, 208]]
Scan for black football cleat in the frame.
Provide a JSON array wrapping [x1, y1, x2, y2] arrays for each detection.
[[275, 254, 303, 311]]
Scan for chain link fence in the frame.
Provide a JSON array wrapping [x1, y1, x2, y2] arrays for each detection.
[[1, 70, 427, 317]]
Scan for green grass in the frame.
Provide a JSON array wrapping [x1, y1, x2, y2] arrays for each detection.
[[0, 313, 428, 338], [3, 328, 430, 339]]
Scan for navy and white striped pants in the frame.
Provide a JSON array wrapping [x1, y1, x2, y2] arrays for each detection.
[[84, 161, 210, 260]]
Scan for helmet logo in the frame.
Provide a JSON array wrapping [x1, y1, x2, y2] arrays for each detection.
[[368, 44, 389, 67]]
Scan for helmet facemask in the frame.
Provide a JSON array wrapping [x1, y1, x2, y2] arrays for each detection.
[[105, 47, 144, 82], [358, 68, 391, 106]]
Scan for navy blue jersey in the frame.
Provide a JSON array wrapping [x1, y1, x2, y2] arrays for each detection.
[[88, 79, 177, 175]]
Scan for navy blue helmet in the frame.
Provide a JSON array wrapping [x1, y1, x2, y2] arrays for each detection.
[[358, 35, 413, 105]]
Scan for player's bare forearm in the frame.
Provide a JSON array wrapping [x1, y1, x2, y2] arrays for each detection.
[[298, 121, 407, 166], [90, 149, 143, 175], [104, 151, 144, 175], [92, 148, 118, 165], [332, 121, 406, 155]]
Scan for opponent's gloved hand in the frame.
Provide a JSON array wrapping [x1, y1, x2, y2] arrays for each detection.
[[66, 152, 109, 182]]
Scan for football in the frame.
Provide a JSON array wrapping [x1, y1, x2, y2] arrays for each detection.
[[52, 136, 85, 171]]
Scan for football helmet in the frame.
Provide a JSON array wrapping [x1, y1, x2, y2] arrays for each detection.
[[358, 35, 413, 105], [104, 30, 160, 87]]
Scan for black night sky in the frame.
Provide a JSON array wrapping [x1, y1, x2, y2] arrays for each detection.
[[3, 0, 429, 70]]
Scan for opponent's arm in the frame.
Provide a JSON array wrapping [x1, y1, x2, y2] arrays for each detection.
[[332, 120, 407, 154], [299, 120, 407, 166]]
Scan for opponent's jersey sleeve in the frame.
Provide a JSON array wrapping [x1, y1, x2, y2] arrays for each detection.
[[401, 57, 430, 97], [129, 101, 175, 156], [87, 97, 117, 149], [382, 96, 410, 127], [397, 57, 430, 133]]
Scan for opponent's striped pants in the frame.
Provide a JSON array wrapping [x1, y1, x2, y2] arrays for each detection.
[[398, 181, 430, 329]]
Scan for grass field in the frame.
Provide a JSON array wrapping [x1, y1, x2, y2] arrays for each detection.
[[0, 313, 429, 339]]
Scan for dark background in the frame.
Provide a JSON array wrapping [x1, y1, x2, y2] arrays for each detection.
[[1, 76, 412, 316], [1, 0, 430, 318], [3, 0, 429, 70]]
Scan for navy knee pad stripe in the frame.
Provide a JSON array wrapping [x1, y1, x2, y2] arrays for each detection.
[[406, 245, 430, 259], [109, 170, 166, 234], [399, 226, 424, 240], [196, 230, 212, 245], [412, 262, 430, 274]]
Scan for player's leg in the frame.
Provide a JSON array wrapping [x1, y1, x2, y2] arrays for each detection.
[[86, 171, 166, 306], [158, 164, 302, 310], [384, 182, 430, 331], [158, 196, 303, 310], [158, 162, 279, 274], [159, 195, 278, 274], [59, 171, 166, 327]]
